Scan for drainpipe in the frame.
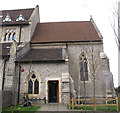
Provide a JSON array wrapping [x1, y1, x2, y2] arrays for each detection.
[[17, 62, 21, 104], [2, 55, 9, 90], [19, 26, 22, 43]]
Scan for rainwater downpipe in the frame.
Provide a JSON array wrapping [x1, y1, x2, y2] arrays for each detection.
[[17, 25, 22, 103], [2, 56, 9, 90], [19, 26, 22, 43], [17, 63, 21, 104]]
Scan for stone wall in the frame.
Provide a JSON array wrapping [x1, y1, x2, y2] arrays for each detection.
[[67, 42, 106, 98], [19, 62, 69, 103], [101, 53, 116, 98], [20, 6, 40, 43], [4, 42, 17, 90], [2, 90, 13, 108], [0, 59, 3, 90]]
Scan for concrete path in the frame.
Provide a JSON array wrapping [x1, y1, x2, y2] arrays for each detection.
[[35, 104, 119, 113], [36, 103, 68, 111]]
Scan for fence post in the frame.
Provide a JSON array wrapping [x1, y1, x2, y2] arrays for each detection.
[[68, 96, 70, 109], [72, 98, 74, 110], [118, 94, 120, 111], [95, 97, 96, 111], [117, 96, 119, 111], [94, 97, 96, 111]]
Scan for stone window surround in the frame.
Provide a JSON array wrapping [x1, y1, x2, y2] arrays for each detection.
[[16, 13, 26, 21], [78, 52, 91, 83], [46, 77, 62, 103], [25, 71, 41, 98], [1, 27, 19, 43], [3, 13, 12, 22]]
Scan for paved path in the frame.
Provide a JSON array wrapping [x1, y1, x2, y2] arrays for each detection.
[[36, 103, 68, 111], [35, 104, 119, 113]]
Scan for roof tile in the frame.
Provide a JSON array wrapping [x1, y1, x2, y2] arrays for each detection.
[[17, 48, 64, 62], [31, 21, 101, 43]]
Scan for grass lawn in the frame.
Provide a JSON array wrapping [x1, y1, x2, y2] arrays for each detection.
[[68, 105, 117, 112], [2, 104, 40, 113]]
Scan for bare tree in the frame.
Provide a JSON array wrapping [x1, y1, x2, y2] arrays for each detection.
[[111, 1, 120, 90], [80, 44, 102, 111], [89, 45, 102, 111], [111, 2, 120, 51]]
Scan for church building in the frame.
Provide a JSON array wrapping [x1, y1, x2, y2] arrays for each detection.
[[0, 5, 115, 104]]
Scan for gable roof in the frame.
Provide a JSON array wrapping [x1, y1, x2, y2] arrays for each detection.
[[16, 48, 65, 62], [31, 21, 102, 43], [1, 8, 34, 25]]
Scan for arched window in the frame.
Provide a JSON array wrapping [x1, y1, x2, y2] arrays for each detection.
[[4, 33, 8, 41], [34, 79, 39, 94], [13, 33, 16, 40], [80, 53, 88, 81], [3, 28, 17, 42], [8, 33, 12, 41], [28, 74, 40, 94], [28, 79, 33, 94]]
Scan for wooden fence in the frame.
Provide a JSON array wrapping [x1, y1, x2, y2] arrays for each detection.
[[68, 96, 119, 111]]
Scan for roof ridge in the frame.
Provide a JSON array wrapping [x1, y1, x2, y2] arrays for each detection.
[[2, 8, 34, 12], [39, 21, 91, 24]]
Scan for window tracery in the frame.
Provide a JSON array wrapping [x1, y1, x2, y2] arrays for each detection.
[[16, 13, 26, 21], [3, 13, 12, 22], [28, 74, 40, 95], [80, 52, 88, 81], [3, 28, 16, 41]]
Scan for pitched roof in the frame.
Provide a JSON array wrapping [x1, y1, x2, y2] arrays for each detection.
[[31, 21, 102, 43], [1, 8, 34, 25], [17, 48, 64, 62]]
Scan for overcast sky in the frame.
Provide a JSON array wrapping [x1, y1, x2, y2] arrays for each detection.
[[0, 0, 119, 87]]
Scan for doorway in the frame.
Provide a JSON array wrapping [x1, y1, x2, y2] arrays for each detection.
[[48, 80, 59, 103]]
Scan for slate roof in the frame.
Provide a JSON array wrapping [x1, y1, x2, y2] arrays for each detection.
[[1, 8, 34, 25], [17, 48, 64, 62], [31, 21, 102, 43]]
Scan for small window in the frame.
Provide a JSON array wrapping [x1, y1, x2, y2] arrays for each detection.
[[80, 53, 88, 81], [32, 74, 36, 78], [3, 13, 12, 22], [16, 13, 26, 21]]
